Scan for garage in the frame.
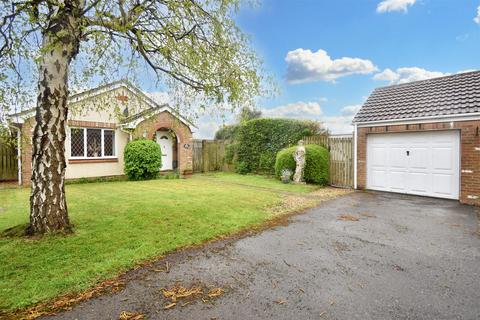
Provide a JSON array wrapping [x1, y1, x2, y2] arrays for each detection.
[[366, 130, 460, 199], [353, 70, 480, 205]]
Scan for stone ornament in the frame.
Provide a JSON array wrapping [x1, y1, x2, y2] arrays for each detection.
[[293, 140, 306, 184]]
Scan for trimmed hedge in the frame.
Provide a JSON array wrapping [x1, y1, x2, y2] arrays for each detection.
[[225, 143, 237, 165], [124, 139, 162, 180], [235, 118, 319, 174], [274, 144, 329, 185]]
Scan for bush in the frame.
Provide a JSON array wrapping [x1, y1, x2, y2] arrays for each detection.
[[274, 144, 329, 185], [235, 161, 250, 175], [124, 139, 162, 180], [214, 125, 238, 140], [235, 118, 320, 174]]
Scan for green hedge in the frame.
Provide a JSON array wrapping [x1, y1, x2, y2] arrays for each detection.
[[225, 143, 237, 165], [124, 139, 162, 180], [274, 144, 329, 185], [235, 118, 319, 174]]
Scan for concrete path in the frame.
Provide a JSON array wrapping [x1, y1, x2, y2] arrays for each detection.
[[44, 191, 480, 320]]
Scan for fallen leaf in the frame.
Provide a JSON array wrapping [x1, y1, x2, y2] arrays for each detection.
[[338, 214, 360, 221], [207, 288, 225, 298], [360, 212, 376, 218], [164, 303, 176, 310], [119, 311, 145, 320], [162, 285, 203, 303], [275, 299, 286, 305], [153, 261, 171, 273]]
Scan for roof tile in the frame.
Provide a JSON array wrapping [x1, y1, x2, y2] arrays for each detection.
[[354, 71, 480, 122]]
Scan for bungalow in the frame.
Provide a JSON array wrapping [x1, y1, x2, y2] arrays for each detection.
[[353, 70, 480, 206], [9, 80, 195, 185]]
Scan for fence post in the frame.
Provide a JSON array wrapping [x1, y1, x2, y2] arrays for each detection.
[[201, 140, 207, 173]]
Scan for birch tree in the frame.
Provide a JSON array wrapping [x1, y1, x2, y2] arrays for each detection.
[[0, 0, 264, 235]]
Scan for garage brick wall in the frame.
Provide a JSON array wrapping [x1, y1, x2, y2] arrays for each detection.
[[356, 119, 480, 206]]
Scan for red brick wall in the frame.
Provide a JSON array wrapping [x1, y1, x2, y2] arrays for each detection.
[[133, 111, 193, 176], [356, 120, 480, 206], [20, 117, 35, 186]]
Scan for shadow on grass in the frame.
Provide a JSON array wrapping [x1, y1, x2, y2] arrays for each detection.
[[0, 223, 29, 238], [1, 223, 75, 239]]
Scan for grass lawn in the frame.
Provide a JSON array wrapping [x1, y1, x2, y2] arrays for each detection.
[[0, 173, 315, 311], [194, 172, 319, 193]]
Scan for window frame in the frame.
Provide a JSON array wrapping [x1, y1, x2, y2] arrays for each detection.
[[69, 127, 117, 160]]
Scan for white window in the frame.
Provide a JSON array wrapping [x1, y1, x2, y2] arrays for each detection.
[[70, 128, 116, 158]]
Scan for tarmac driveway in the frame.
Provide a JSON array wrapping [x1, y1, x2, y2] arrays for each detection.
[[45, 191, 480, 320]]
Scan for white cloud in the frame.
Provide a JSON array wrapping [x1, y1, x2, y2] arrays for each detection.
[[321, 116, 354, 134], [193, 116, 223, 139], [474, 6, 480, 24], [193, 111, 235, 139], [456, 33, 469, 42], [377, 0, 417, 13], [457, 69, 477, 74], [147, 91, 170, 104], [285, 49, 377, 84], [262, 102, 361, 134], [373, 67, 449, 84], [320, 104, 362, 134], [340, 104, 362, 116], [261, 101, 323, 119]]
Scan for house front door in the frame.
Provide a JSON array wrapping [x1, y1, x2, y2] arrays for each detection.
[[156, 131, 173, 171]]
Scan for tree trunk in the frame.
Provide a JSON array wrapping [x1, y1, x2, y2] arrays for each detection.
[[28, 3, 83, 235]]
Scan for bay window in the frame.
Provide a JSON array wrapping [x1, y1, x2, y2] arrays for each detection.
[[70, 128, 116, 158]]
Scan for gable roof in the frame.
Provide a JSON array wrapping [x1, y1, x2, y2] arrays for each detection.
[[8, 80, 196, 130], [353, 70, 480, 123], [120, 103, 195, 130]]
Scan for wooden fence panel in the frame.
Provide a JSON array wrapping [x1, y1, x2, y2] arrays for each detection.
[[192, 140, 204, 173], [303, 134, 353, 188], [0, 142, 18, 181], [327, 136, 353, 188], [303, 135, 328, 147], [193, 139, 234, 173]]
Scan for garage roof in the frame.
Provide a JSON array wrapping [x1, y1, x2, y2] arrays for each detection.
[[353, 70, 480, 123]]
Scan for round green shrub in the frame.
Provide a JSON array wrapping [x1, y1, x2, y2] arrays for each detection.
[[124, 139, 162, 180], [274, 144, 329, 185]]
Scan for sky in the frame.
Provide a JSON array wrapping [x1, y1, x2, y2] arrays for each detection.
[[154, 0, 480, 138]]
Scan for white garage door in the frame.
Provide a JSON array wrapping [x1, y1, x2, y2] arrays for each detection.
[[367, 130, 460, 199]]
